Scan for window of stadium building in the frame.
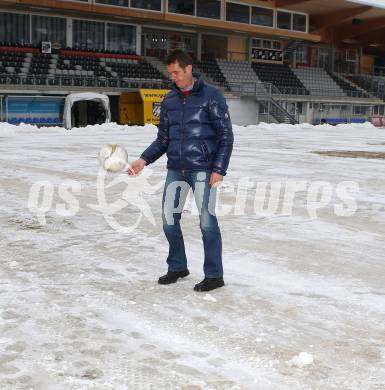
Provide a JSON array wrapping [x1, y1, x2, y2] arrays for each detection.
[[130, 0, 162, 11], [277, 11, 291, 30], [293, 13, 307, 32], [226, 2, 250, 24], [0, 12, 30, 44], [73, 20, 105, 50], [196, 0, 221, 19], [107, 23, 136, 52], [95, 0, 129, 7], [32, 15, 66, 47], [168, 0, 195, 16], [251, 6, 274, 27]]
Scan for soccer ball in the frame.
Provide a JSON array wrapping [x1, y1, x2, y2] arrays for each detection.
[[98, 144, 128, 172]]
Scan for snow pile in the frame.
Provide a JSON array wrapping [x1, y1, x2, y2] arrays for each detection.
[[247, 121, 378, 132], [0, 120, 381, 137], [203, 293, 217, 302], [288, 352, 314, 368], [0, 121, 159, 137]]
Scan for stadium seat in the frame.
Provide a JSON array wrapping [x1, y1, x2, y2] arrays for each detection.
[[251, 63, 309, 95]]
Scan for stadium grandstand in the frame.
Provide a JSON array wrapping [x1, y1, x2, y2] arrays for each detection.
[[1, 0, 385, 125]]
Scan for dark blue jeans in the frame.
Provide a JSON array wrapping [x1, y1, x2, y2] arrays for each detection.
[[162, 169, 223, 278]]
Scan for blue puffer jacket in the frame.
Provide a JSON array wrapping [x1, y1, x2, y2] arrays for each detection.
[[141, 76, 234, 176]]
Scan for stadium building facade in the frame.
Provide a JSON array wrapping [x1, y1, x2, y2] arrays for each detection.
[[1, 0, 385, 125]]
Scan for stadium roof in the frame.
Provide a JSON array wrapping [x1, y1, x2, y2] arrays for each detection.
[[348, 0, 385, 9], [3, 0, 385, 47], [275, 0, 385, 47]]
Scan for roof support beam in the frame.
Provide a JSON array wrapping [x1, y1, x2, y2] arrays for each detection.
[[354, 29, 385, 46], [313, 6, 372, 30], [334, 16, 385, 42]]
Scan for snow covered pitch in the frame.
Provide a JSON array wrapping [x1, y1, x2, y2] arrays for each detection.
[[0, 121, 384, 389]]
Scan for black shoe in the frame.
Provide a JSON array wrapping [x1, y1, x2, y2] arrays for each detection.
[[194, 277, 224, 292], [158, 269, 190, 285]]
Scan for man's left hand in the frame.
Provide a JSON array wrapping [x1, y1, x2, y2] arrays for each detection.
[[210, 172, 224, 187]]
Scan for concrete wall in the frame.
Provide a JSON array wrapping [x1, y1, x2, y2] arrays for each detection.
[[227, 97, 258, 126]]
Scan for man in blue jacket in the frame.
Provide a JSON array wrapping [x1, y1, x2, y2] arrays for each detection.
[[129, 50, 233, 292]]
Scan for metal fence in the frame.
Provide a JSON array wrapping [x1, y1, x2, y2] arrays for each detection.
[[0, 70, 375, 99], [225, 80, 378, 124], [349, 74, 385, 100], [0, 74, 168, 90], [225, 80, 370, 99], [226, 81, 299, 124]]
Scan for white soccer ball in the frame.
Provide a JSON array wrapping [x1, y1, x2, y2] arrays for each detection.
[[98, 144, 128, 172]]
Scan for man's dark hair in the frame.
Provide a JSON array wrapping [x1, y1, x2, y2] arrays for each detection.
[[165, 50, 193, 69]]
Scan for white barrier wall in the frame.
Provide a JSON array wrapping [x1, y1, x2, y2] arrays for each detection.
[[227, 97, 259, 126]]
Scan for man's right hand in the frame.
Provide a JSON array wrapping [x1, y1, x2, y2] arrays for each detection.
[[128, 158, 146, 175]]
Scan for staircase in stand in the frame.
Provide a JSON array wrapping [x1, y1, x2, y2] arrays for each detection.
[[283, 40, 307, 61], [146, 56, 169, 80], [255, 82, 299, 124]]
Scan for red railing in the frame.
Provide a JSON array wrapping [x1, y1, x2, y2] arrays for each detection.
[[61, 50, 142, 60], [0, 46, 39, 53]]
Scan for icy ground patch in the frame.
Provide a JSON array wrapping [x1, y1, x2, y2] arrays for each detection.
[[0, 121, 385, 389]]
